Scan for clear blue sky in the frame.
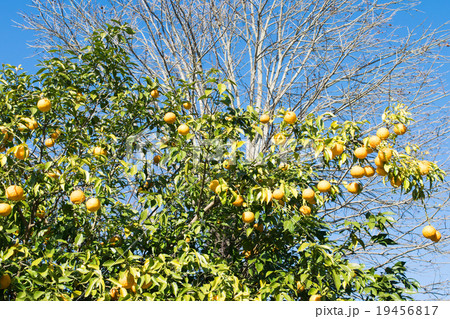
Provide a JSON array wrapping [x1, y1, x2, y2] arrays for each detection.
[[0, 0, 448, 300]]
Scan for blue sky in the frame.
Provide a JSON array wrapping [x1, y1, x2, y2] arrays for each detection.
[[0, 0, 448, 300], [1, 1, 449, 73]]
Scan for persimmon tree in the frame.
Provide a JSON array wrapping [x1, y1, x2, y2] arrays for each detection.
[[0, 24, 446, 300]]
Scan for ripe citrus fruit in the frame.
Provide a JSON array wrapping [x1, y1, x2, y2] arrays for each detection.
[[0, 203, 12, 217], [0, 274, 11, 290], [242, 211, 255, 224], [378, 148, 392, 162], [92, 146, 107, 156], [50, 129, 61, 139], [6, 185, 24, 201], [354, 147, 368, 159], [150, 89, 159, 99], [223, 160, 233, 170], [182, 101, 192, 110], [347, 182, 361, 194], [26, 119, 39, 130], [309, 294, 321, 301], [153, 155, 161, 164], [253, 223, 264, 233], [368, 135, 381, 148], [296, 282, 305, 292], [119, 271, 135, 289], [283, 111, 297, 124], [232, 195, 244, 207], [374, 156, 385, 167], [110, 287, 119, 300], [14, 145, 28, 160], [272, 188, 285, 200], [37, 98, 51, 112], [18, 123, 27, 132], [260, 114, 270, 124], [390, 177, 402, 188], [273, 133, 286, 145], [302, 188, 315, 201], [422, 225, 436, 239], [430, 231, 442, 243], [163, 112, 176, 124], [86, 198, 101, 212], [350, 166, 365, 178], [317, 180, 331, 193], [376, 167, 387, 176], [209, 180, 219, 192], [177, 124, 190, 135], [70, 190, 86, 204], [331, 143, 344, 156], [364, 166, 375, 177], [45, 138, 55, 147], [393, 123, 407, 135], [300, 205, 311, 216], [418, 161, 430, 175], [376, 127, 390, 140]]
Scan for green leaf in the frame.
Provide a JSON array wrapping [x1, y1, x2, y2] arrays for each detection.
[[74, 233, 85, 247], [218, 83, 227, 95]]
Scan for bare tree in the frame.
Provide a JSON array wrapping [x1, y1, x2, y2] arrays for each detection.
[[18, 0, 450, 299]]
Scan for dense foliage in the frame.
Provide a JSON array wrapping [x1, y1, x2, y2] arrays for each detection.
[[0, 24, 445, 301]]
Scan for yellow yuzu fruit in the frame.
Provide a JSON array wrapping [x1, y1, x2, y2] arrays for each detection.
[[376, 166, 387, 176], [0, 274, 11, 290], [390, 176, 402, 188], [273, 133, 286, 145], [418, 161, 430, 175], [0, 203, 12, 217], [119, 271, 135, 289], [6, 185, 24, 201], [14, 145, 27, 160], [422, 225, 436, 239], [26, 120, 39, 130], [70, 190, 86, 204], [374, 156, 385, 167], [354, 147, 368, 159], [350, 166, 365, 178], [393, 123, 407, 135], [347, 182, 361, 194], [260, 114, 270, 124], [283, 111, 297, 124], [331, 143, 344, 158], [430, 231, 441, 243], [177, 124, 189, 135], [376, 127, 390, 140], [364, 166, 376, 177], [272, 188, 285, 200], [163, 112, 176, 124], [254, 223, 264, 233], [86, 198, 101, 212], [150, 89, 159, 99], [368, 135, 381, 148], [182, 101, 192, 110], [92, 146, 107, 156], [209, 180, 219, 192], [242, 211, 255, 224], [232, 195, 244, 207], [302, 188, 315, 201], [300, 205, 311, 216], [317, 180, 331, 193], [45, 138, 55, 147], [37, 98, 51, 112], [378, 148, 392, 162]]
